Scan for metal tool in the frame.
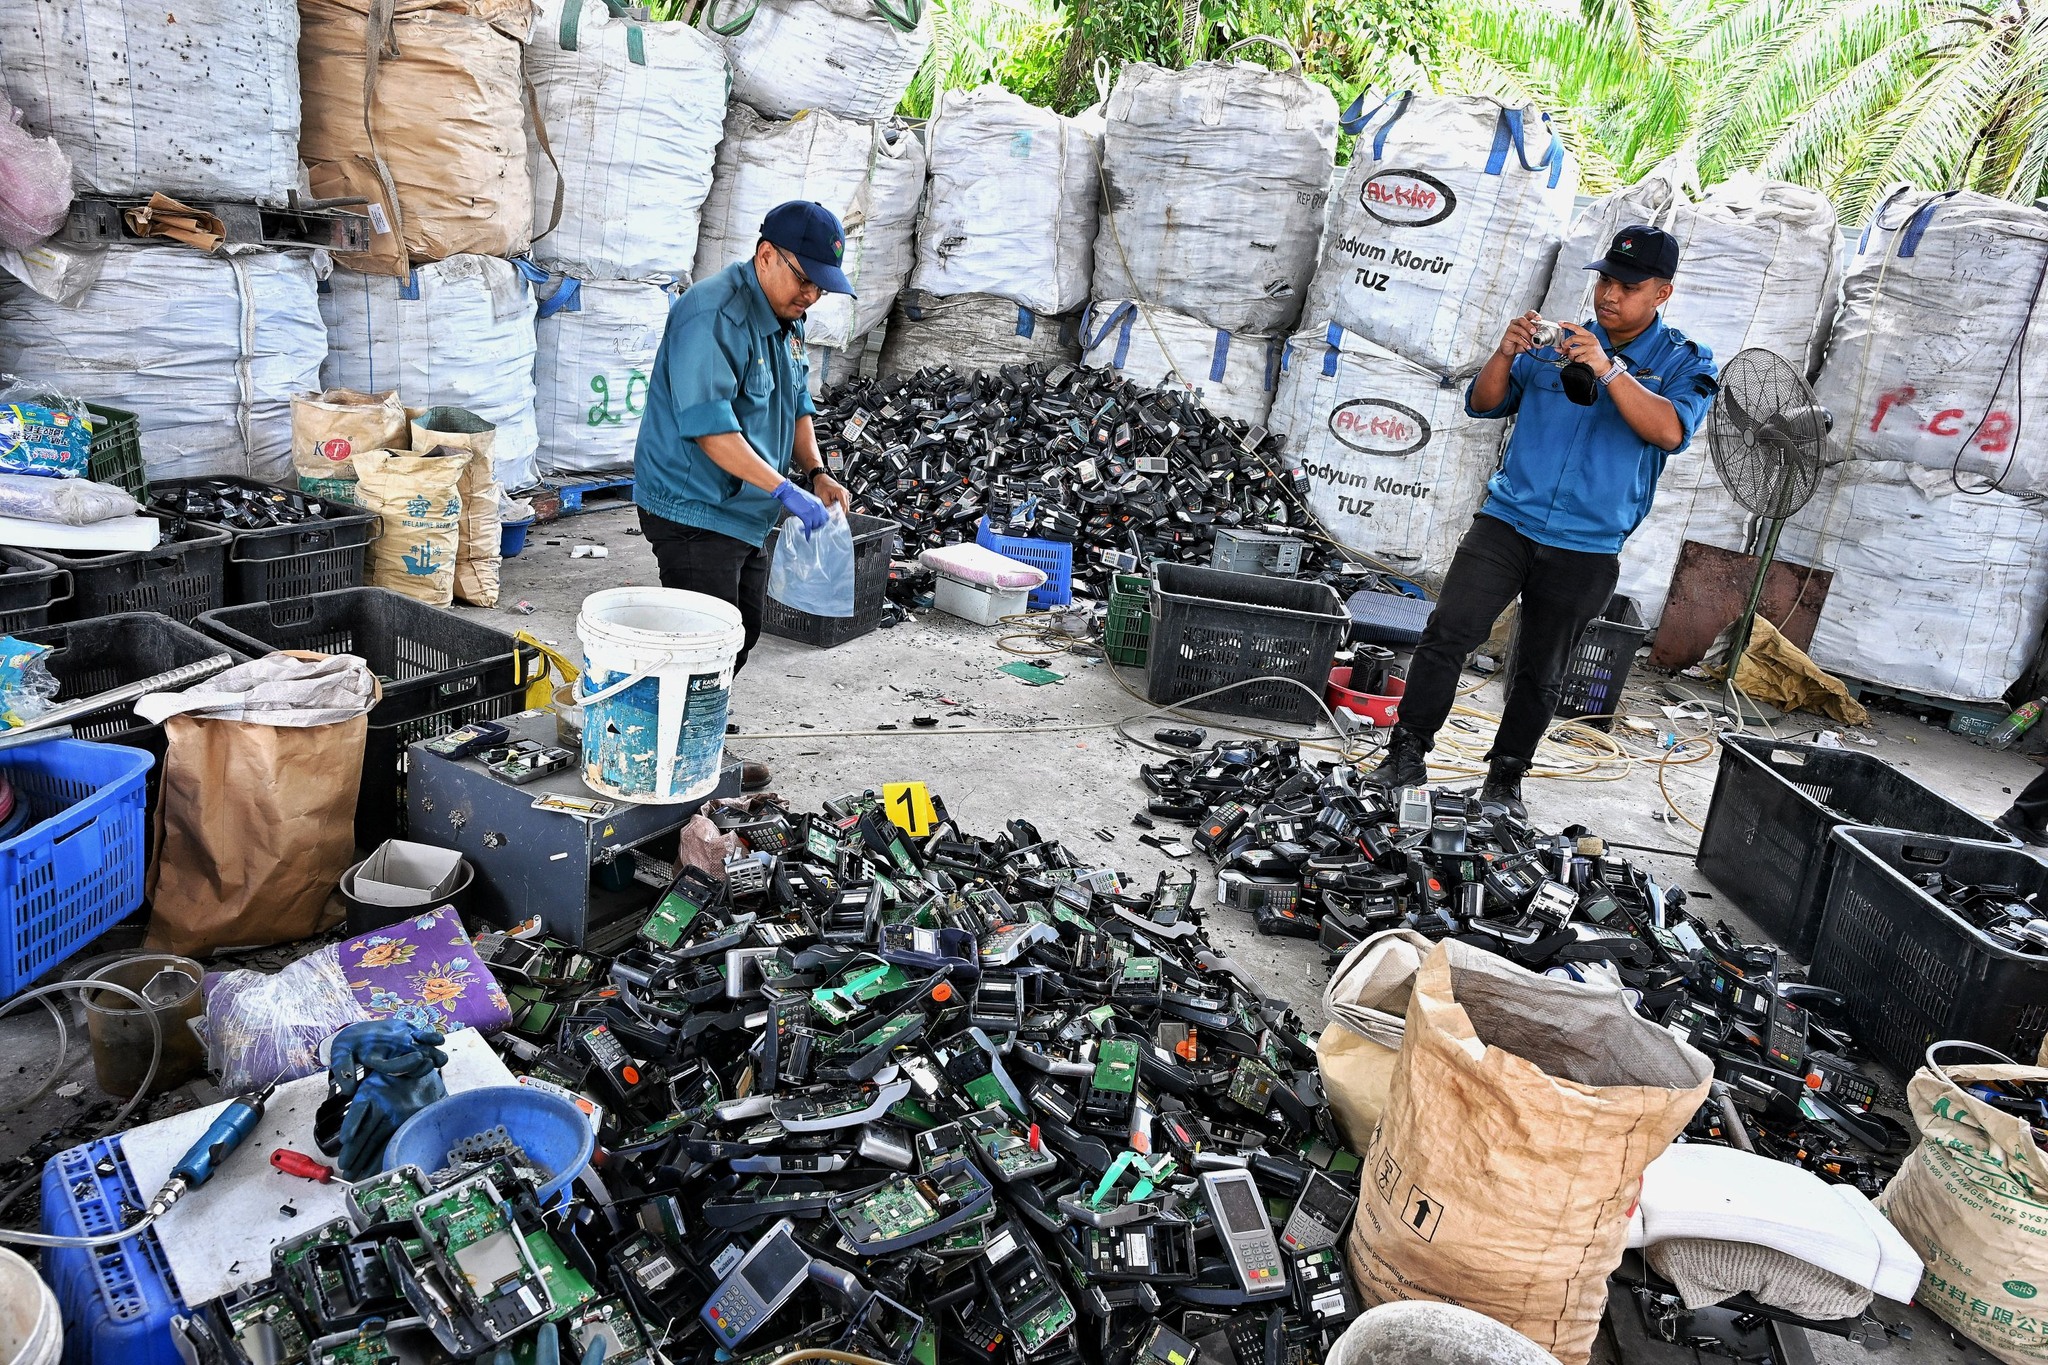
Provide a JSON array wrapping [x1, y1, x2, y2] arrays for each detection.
[[20, 655, 235, 734], [148, 1078, 279, 1218]]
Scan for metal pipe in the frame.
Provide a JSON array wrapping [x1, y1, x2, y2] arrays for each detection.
[[19, 655, 235, 733]]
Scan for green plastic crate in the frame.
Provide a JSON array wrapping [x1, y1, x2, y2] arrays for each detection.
[[83, 403, 148, 502], [1105, 573, 1152, 667]]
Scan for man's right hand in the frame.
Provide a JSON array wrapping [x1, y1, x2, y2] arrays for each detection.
[[1497, 311, 1541, 359], [772, 479, 831, 535]]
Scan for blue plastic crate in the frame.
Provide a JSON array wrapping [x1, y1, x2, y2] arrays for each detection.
[[40, 1137, 187, 1365], [0, 740, 152, 996], [974, 517, 1073, 610]]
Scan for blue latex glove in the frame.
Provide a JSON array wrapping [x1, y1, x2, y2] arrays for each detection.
[[772, 478, 830, 535], [328, 1021, 450, 1180]]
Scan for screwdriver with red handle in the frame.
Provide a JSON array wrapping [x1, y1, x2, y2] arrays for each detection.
[[271, 1149, 334, 1182]]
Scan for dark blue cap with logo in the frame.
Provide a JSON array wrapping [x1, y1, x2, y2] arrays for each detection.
[[761, 200, 855, 297], [1585, 223, 1681, 284]]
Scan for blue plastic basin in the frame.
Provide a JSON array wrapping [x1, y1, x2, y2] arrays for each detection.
[[501, 516, 536, 558], [381, 1084, 593, 1204]]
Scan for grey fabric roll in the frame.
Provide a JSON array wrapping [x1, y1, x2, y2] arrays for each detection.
[[1647, 1236, 1873, 1318]]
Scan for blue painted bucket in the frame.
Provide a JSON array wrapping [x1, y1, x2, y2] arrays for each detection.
[[574, 587, 745, 804], [500, 516, 535, 558]]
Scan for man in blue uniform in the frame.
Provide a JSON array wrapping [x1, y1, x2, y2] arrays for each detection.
[[635, 201, 854, 790], [1367, 225, 1720, 817]]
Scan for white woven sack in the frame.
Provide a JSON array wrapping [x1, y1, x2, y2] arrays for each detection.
[[694, 105, 925, 350], [534, 277, 676, 477], [0, 245, 325, 482], [1092, 45, 1337, 336], [1306, 94, 1573, 378], [1814, 185, 2048, 495], [911, 87, 1100, 315], [1081, 299, 1280, 429], [715, 0, 929, 122], [320, 255, 542, 489], [879, 292, 1081, 379], [1272, 324, 1503, 585], [1779, 459, 2048, 704], [0, 0, 303, 205], [1614, 446, 1753, 625], [528, 0, 731, 281]]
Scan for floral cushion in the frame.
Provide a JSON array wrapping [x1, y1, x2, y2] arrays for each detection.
[[339, 908, 511, 1036]]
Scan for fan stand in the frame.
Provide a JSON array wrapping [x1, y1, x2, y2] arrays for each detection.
[[1716, 462, 1800, 725]]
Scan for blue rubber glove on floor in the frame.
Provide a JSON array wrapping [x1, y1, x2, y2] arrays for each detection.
[[772, 478, 830, 535]]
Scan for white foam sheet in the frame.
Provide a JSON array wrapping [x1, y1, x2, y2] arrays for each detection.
[[1625, 1143, 1923, 1303], [121, 1027, 515, 1305]]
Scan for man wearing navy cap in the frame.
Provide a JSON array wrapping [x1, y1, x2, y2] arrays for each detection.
[[635, 201, 855, 790], [1367, 224, 1720, 817]]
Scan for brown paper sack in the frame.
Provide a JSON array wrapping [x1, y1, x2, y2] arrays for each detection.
[[1347, 941, 1713, 1365], [1317, 928, 1434, 1152], [410, 409, 504, 608], [144, 664, 377, 957], [354, 448, 470, 606], [298, 0, 536, 277], [292, 388, 409, 483], [1879, 1062, 2048, 1364]]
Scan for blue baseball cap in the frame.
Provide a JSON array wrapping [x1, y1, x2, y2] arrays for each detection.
[[1585, 223, 1681, 284], [761, 200, 855, 297]]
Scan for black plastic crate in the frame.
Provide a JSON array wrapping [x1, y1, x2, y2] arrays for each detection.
[[1696, 736, 2014, 960], [1509, 592, 1646, 730], [28, 512, 230, 624], [1810, 827, 2048, 1078], [195, 588, 542, 727], [18, 613, 247, 814], [152, 477, 379, 606], [761, 514, 900, 649], [361, 684, 532, 848], [0, 549, 69, 633], [1145, 565, 1346, 724]]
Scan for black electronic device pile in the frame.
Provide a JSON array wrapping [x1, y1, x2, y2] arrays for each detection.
[[1139, 738, 1910, 1199], [177, 790, 1363, 1365], [150, 479, 340, 532], [1904, 872, 2048, 956], [814, 363, 1358, 605]]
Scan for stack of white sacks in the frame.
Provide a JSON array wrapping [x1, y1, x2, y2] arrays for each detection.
[[695, 0, 932, 398], [883, 86, 1102, 379], [1081, 50, 1338, 427], [1795, 187, 2048, 704], [1271, 94, 1576, 586], [0, 0, 325, 484]]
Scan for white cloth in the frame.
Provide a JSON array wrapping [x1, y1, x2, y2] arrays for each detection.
[[135, 652, 379, 727]]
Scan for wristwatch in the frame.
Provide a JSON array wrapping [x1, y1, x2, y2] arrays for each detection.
[[790, 466, 820, 489], [1598, 360, 1625, 387]]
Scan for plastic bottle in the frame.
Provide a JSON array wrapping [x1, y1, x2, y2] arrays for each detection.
[[1987, 696, 2048, 750]]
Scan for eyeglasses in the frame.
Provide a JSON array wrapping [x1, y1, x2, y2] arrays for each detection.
[[774, 245, 820, 298]]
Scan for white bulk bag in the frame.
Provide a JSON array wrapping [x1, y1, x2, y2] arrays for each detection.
[[0, 245, 325, 482], [880, 291, 1081, 379], [0, 0, 303, 206], [806, 337, 869, 399], [694, 105, 925, 350], [911, 87, 1101, 315], [528, 0, 731, 282], [1815, 186, 2048, 494], [1272, 324, 1503, 585], [534, 277, 676, 478], [1306, 94, 1574, 378], [1092, 45, 1337, 336], [1614, 447, 1753, 625], [1541, 168, 1839, 372], [716, 0, 930, 122], [321, 256, 542, 488], [1081, 299, 1281, 429], [1778, 460, 2048, 704]]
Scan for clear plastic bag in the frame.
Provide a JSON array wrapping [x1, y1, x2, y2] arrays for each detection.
[[0, 375, 95, 478], [0, 635, 59, 727], [0, 471, 137, 523], [0, 107, 72, 253], [767, 509, 857, 617]]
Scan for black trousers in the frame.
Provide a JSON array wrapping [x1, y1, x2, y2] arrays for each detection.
[[1397, 514, 1622, 765], [639, 510, 770, 674], [2007, 766, 2048, 831]]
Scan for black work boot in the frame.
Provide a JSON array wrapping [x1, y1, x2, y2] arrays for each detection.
[[1365, 727, 1428, 791], [1479, 756, 1531, 821]]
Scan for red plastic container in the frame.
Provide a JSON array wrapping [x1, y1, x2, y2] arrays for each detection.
[[1328, 667, 1404, 727]]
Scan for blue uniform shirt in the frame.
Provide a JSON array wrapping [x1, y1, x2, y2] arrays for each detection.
[[1465, 314, 1718, 555], [634, 259, 817, 547]]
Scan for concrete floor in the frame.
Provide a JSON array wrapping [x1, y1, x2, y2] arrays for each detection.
[[0, 500, 2030, 1361]]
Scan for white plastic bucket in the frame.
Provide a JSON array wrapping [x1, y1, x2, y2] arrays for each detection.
[[0, 1247, 60, 1365], [575, 587, 746, 804]]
